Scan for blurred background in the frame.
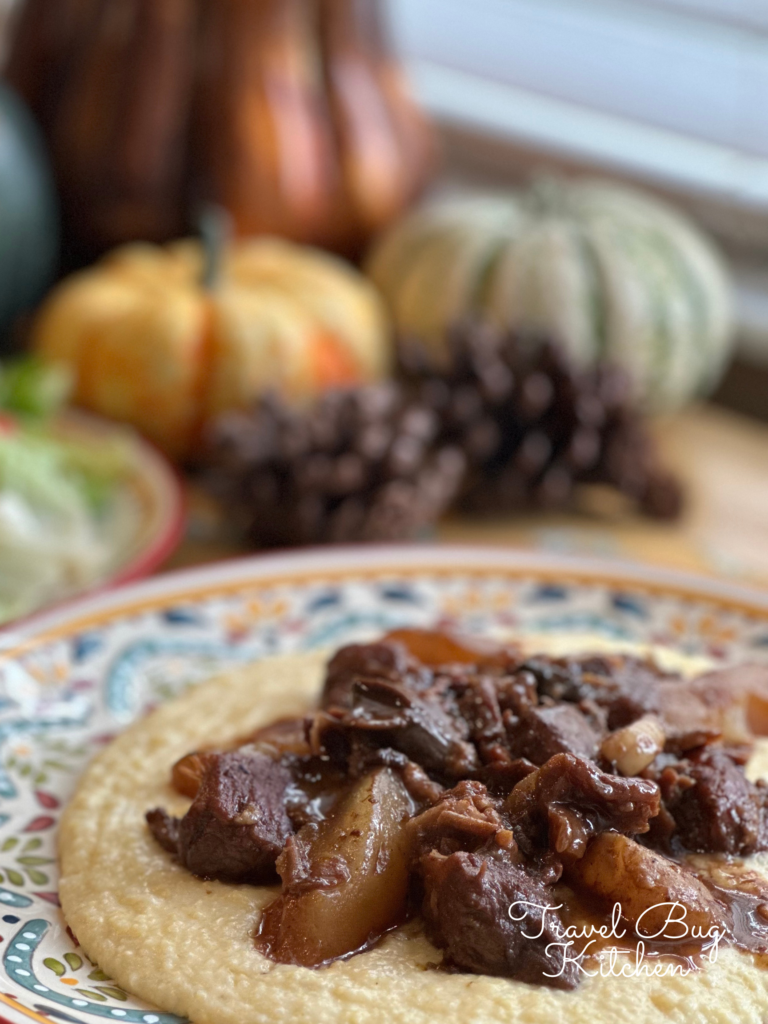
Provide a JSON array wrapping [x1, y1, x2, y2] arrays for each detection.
[[391, 0, 768, 410], [0, 0, 765, 625]]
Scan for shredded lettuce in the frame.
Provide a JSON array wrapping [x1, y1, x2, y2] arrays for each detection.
[[0, 365, 134, 623]]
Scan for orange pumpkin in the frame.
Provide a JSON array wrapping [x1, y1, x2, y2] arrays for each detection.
[[5, 0, 435, 263], [32, 237, 390, 459]]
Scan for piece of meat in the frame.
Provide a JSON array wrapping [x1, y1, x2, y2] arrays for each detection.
[[493, 669, 539, 717], [246, 718, 312, 758], [656, 681, 725, 752], [400, 760, 446, 805], [419, 850, 579, 989], [146, 808, 179, 853], [506, 753, 661, 859], [657, 747, 767, 855], [506, 704, 602, 764], [146, 751, 294, 883], [480, 757, 538, 797], [454, 676, 506, 759], [522, 655, 669, 729], [321, 641, 429, 709], [342, 742, 446, 805], [334, 676, 479, 779], [658, 664, 768, 752], [407, 781, 513, 856]]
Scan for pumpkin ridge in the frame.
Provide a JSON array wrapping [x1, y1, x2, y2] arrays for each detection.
[[645, 224, 720, 398], [620, 223, 676, 408], [186, 291, 218, 458], [643, 226, 706, 406], [469, 236, 513, 320], [572, 224, 609, 364]]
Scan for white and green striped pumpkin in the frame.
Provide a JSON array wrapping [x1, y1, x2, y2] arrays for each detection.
[[366, 178, 734, 410]]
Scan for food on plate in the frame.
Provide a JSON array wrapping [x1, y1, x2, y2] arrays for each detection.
[[59, 628, 768, 1024], [257, 767, 415, 966], [367, 178, 734, 409], [0, 358, 136, 622], [33, 236, 390, 459]]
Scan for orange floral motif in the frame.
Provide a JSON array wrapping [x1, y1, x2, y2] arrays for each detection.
[[668, 611, 737, 645], [698, 613, 737, 644]]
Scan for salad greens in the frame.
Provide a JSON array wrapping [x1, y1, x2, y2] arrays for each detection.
[[0, 356, 73, 419], [0, 357, 134, 624]]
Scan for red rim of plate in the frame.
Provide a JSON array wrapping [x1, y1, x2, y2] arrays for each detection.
[[102, 434, 186, 588]]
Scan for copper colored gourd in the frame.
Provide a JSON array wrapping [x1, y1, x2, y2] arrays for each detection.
[[4, 0, 435, 263]]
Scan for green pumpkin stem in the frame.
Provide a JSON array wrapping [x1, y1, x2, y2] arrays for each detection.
[[199, 204, 233, 291]]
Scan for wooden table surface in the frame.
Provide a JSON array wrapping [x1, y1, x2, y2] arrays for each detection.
[[164, 402, 768, 589]]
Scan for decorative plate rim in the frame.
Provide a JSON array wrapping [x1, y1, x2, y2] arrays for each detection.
[[3, 543, 768, 661]]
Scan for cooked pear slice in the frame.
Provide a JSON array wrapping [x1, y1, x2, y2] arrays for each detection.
[[567, 832, 723, 940], [257, 767, 414, 966]]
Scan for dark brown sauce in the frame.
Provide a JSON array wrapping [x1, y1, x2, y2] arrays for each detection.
[[255, 896, 409, 968], [689, 856, 768, 956]]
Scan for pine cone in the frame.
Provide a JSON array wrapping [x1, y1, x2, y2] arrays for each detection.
[[399, 323, 683, 519], [202, 384, 466, 547]]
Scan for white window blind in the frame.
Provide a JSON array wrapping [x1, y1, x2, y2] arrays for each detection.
[[389, 0, 768, 208], [639, 0, 768, 32]]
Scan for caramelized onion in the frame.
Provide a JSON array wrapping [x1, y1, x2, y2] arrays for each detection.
[[600, 716, 665, 776], [383, 628, 519, 669], [170, 751, 217, 799]]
